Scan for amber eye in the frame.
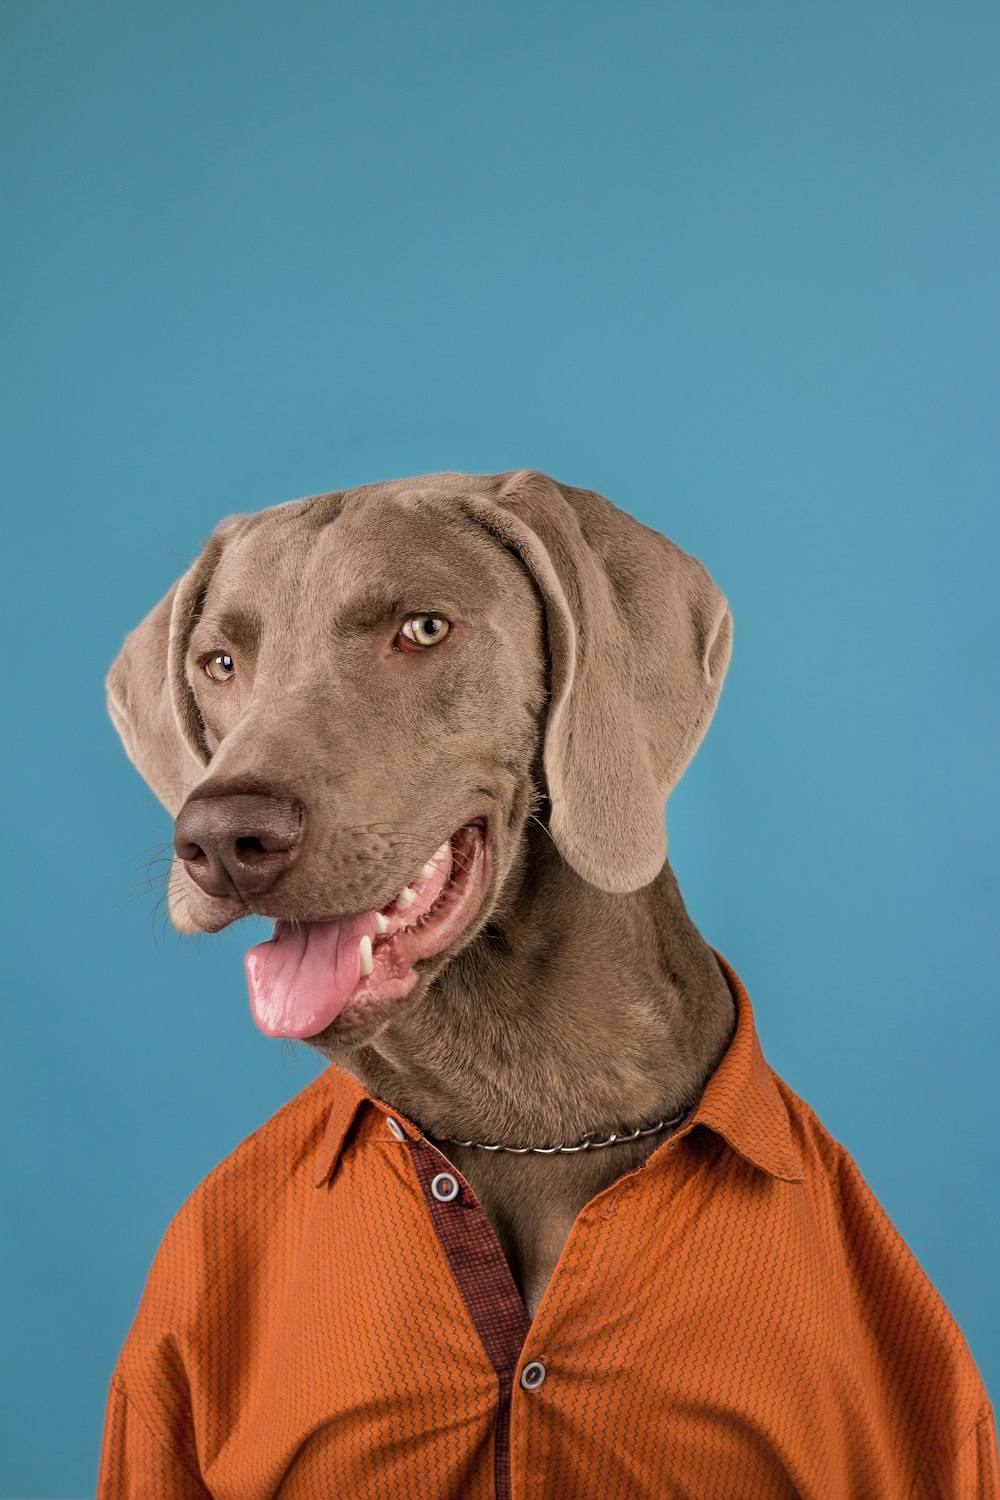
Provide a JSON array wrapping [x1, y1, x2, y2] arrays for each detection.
[[204, 653, 235, 682], [399, 615, 450, 648]]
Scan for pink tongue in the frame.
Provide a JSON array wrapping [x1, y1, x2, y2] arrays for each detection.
[[245, 913, 372, 1039]]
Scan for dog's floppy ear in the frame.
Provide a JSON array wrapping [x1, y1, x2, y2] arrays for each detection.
[[106, 522, 238, 816], [458, 469, 733, 894]]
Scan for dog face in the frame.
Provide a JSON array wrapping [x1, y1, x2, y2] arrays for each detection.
[[166, 481, 546, 939], [108, 469, 732, 1044]]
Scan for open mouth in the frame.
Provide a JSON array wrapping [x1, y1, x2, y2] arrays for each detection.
[[244, 820, 491, 1039]]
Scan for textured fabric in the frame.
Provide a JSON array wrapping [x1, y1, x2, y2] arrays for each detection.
[[96, 948, 998, 1499]]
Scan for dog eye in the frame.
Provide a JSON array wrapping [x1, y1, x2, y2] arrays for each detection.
[[399, 615, 450, 648], [204, 653, 235, 682]]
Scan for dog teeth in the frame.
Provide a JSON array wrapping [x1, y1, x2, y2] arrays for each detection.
[[358, 934, 373, 977], [385, 841, 451, 920], [372, 910, 390, 934]]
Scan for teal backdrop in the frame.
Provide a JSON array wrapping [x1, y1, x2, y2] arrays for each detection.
[[1, 2, 997, 1495]]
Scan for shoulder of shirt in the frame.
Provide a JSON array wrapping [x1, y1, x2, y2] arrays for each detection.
[[767, 1066, 951, 1250], [766, 1068, 993, 1433], [119, 1066, 341, 1348], [765, 1068, 846, 1177], [770, 1067, 948, 1259]]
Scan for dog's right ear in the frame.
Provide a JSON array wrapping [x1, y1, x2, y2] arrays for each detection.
[[106, 524, 236, 816]]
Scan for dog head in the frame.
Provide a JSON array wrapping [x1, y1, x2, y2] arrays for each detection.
[[107, 469, 732, 1041]]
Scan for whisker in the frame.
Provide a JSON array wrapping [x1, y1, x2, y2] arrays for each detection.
[[153, 529, 191, 569], [120, 882, 169, 910], [123, 856, 174, 889], [119, 854, 174, 906], [528, 812, 560, 852], [125, 839, 176, 861], [147, 887, 171, 951]]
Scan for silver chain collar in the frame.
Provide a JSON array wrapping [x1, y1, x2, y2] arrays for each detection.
[[433, 1104, 691, 1155]]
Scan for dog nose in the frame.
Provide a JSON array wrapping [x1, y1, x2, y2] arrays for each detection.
[[174, 793, 302, 898]]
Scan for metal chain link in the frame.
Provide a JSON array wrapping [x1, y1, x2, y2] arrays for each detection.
[[435, 1105, 691, 1154]]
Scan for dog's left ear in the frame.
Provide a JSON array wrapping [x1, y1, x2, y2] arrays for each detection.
[[106, 522, 239, 816], [458, 469, 733, 894]]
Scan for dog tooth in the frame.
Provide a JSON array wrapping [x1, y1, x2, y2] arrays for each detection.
[[433, 841, 450, 862], [420, 861, 437, 879], [358, 934, 373, 978], [372, 910, 390, 934], [395, 886, 417, 910]]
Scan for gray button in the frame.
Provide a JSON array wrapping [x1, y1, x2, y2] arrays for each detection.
[[430, 1172, 460, 1202], [520, 1360, 546, 1390], [386, 1117, 407, 1141]]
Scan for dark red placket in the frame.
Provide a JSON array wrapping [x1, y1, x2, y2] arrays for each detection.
[[405, 1134, 533, 1500]]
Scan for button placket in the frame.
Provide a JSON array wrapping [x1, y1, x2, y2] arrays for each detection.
[[403, 1136, 534, 1494]]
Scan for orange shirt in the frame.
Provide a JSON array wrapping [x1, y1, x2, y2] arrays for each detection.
[[97, 949, 998, 1498]]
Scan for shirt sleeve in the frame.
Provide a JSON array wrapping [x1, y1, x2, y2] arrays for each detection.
[[911, 1404, 1000, 1500], [96, 1373, 212, 1500], [950, 1408, 1000, 1500]]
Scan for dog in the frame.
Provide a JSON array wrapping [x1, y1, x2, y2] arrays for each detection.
[[98, 469, 996, 1498]]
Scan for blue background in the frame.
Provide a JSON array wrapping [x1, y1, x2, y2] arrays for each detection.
[[2, 2, 997, 1494]]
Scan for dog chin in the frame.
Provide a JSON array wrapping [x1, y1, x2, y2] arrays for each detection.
[[167, 863, 246, 935]]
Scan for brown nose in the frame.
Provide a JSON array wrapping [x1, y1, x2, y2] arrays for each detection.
[[174, 793, 302, 899]]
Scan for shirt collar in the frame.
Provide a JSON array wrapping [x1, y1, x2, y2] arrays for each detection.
[[312, 1067, 413, 1187], [679, 947, 805, 1183], [313, 946, 804, 1188]]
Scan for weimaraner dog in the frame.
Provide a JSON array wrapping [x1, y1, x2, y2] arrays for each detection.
[[107, 467, 1000, 1496]]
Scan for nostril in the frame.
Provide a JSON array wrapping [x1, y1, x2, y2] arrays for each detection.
[[176, 839, 207, 863], [232, 833, 295, 863]]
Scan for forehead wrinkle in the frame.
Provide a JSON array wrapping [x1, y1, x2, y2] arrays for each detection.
[[314, 493, 505, 601], [211, 606, 262, 652]]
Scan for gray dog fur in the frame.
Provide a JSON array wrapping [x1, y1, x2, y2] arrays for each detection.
[[107, 467, 740, 1318]]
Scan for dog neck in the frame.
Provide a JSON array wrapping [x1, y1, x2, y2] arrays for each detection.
[[330, 821, 737, 1152]]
